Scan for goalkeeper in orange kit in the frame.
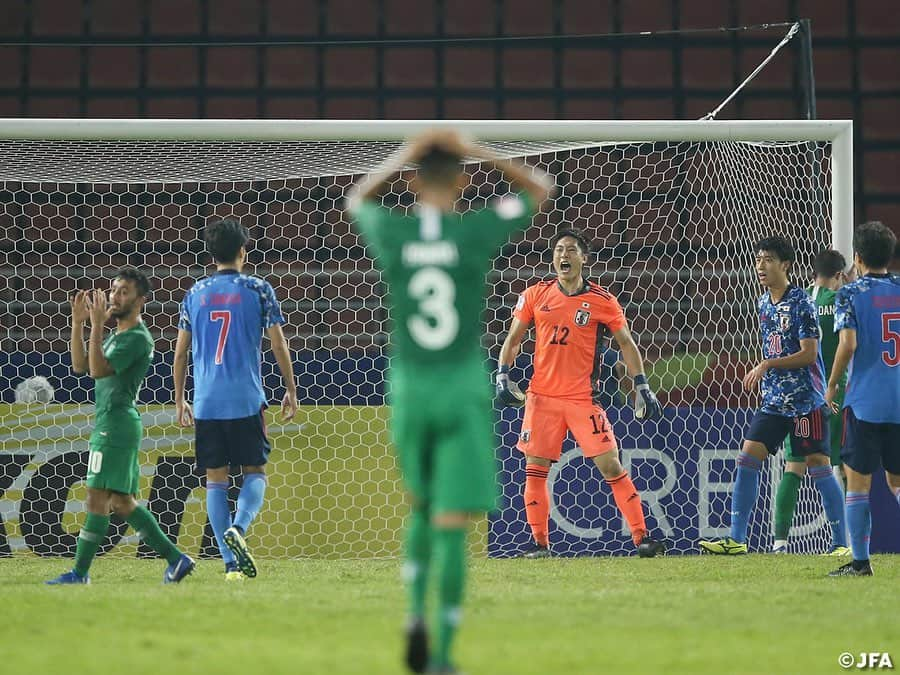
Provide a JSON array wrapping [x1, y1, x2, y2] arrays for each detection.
[[496, 228, 667, 558]]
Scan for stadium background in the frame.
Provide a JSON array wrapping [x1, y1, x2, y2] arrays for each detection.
[[1, 0, 899, 560]]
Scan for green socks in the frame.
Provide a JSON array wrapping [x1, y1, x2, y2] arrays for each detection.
[[404, 507, 430, 619], [432, 527, 466, 670], [126, 505, 181, 565], [774, 470, 803, 540], [73, 512, 110, 577]]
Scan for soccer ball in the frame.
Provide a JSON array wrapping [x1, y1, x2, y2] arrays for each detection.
[[14, 376, 56, 404]]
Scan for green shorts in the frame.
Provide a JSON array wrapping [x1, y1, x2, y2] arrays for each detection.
[[87, 411, 142, 494], [784, 387, 844, 465], [390, 358, 498, 515]]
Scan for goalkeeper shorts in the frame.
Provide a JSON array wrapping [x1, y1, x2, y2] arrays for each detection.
[[516, 392, 618, 461]]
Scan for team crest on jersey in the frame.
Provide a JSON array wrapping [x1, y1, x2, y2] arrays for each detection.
[[574, 309, 591, 327], [778, 311, 791, 332]]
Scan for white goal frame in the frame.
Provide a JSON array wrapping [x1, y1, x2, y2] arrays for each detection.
[[0, 118, 854, 264]]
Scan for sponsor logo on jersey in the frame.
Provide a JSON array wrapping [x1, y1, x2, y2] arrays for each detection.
[[574, 309, 591, 326], [539, 304, 552, 312], [401, 241, 459, 267]]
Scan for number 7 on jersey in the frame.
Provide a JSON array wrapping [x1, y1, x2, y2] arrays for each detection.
[[210, 310, 231, 365]]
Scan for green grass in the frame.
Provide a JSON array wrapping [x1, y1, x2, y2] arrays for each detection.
[[4, 554, 898, 674]]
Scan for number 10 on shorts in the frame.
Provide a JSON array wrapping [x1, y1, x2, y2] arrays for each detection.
[[88, 450, 103, 474]]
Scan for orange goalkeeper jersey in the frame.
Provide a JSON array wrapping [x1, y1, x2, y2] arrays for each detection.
[[513, 279, 627, 403]]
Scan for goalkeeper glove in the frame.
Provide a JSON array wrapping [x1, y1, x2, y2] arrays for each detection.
[[495, 365, 526, 407], [633, 374, 661, 421]]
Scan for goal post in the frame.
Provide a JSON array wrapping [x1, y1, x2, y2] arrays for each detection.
[[0, 118, 853, 558]]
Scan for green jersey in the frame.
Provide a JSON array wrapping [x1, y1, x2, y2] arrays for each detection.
[[91, 322, 154, 449], [809, 284, 845, 384], [352, 194, 536, 364]]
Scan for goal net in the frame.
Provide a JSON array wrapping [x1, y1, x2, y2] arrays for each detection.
[[0, 120, 852, 559]]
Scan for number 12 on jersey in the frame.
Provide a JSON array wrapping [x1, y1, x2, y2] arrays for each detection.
[[210, 310, 231, 365]]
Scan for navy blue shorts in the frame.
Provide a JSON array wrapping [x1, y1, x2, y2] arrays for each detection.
[[195, 408, 271, 470], [746, 406, 831, 457], [841, 406, 900, 475]]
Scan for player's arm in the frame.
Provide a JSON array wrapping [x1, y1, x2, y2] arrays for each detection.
[[173, 328, 194, 427], [742, 338, 819, 390], [267, 323, 298, 421], [346, 129, 461, 209], [611, 325, 662, 420], [70, 290, 89, 375], [826, 328, 856, 411], [495, 317, 531, 406], [479, 155, 553, 210], [86, 289, 114, 379]]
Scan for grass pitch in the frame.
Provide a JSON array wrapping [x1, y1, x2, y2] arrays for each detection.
[[4, 554, 897, 675]]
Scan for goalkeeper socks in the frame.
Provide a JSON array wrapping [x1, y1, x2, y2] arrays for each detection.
[[432, 526, 466, 670], [207, 480, 236, 566], [234, 472, 267, 533], [524, 464, 550, 547], [773, 470, 802, 540], [73, 512, 110, 577], [809, 465, 847, 548], [730, 452, 763, 543], [126, 505, 181, 565], [606, 471, 647, 546], [845, 492, 871, 562], [404, 506, 430, 619]]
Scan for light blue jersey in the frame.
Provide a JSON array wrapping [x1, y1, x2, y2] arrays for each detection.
[[179, 270, 284, 419], [835, 273, 900, 423]]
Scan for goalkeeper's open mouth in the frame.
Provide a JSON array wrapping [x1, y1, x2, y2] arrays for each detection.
[[559, 261, 572, 272]]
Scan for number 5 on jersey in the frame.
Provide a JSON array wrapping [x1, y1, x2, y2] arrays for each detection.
[[210, 310, 231, 365]]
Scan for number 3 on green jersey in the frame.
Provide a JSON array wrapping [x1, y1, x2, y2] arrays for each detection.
[[407, 267, 459, 350]]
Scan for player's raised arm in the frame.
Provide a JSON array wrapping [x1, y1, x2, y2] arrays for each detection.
[[86, 288, 115, 379], [69, 290, 89, 375], [267, 323, 298, 422], [346, 128, 462, 210]]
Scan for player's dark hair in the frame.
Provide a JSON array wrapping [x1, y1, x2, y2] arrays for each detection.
[[755, 235, 795, 263], [418, 146, 462, 186], [854, 220, 897, 269], [552, 228, 591, 257], [115, 267, 152, 298], [813, 249, 846, 278], [205, 217, 250, 263]]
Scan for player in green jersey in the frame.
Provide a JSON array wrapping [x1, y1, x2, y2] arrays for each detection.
[[47, 269, 195, 585], [771, 249, 851, 555], [348, 128, 552, 674]]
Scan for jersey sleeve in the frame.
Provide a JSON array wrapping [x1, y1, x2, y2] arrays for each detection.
[[105, 331, 151, 374], [512, 285, 536, 325], [261, 280, 286, 328], [834, 287, 857, 331], [478, 192, 537, 249], [348, 199, 387, 248], [177, 293, 192, 332], [796, 294, 820, 340], [598, 294, 627, 333]]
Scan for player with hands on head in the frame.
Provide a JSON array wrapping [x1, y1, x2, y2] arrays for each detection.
[[348, 126, 551, 674]]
